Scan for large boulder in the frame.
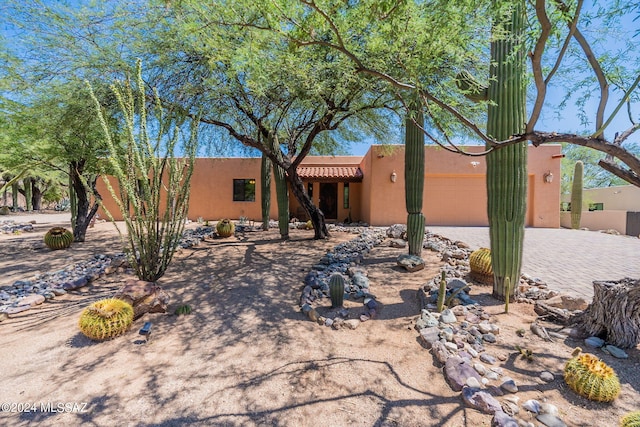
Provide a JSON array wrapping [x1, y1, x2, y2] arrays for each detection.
[[113, 279, 169, 319]]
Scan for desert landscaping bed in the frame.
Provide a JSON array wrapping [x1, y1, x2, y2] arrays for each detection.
[[0, 216, 638, 426]]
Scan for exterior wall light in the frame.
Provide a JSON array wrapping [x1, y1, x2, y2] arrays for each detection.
[[470, 161, 480, 168], [543, 171, 553, 183], [390, 171, 397, 183]]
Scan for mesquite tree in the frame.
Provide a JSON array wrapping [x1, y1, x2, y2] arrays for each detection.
[[405, 98, 426, 256], [570, 160, 584, 229]]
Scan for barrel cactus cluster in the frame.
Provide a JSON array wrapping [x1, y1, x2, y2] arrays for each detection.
[[78, 298, 134, 341], [564, 348, 620, 402], [44, 226, 74, 250], [469, 247, 493, 284], [329, 273, 345, 308], [216, 219, 235, 238]]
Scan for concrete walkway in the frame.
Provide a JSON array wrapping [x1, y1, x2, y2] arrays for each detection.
[[428, 226, 640, 301]]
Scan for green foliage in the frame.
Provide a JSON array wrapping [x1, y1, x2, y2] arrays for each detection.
[[43, 226, 73, 250], [216, 219, 235, 238], [329, 273, 345, 308], [90, 61, 198, 282], [78, 298, 134, 341], [571, 161, 584, 229], [564, 349, 620, 402]]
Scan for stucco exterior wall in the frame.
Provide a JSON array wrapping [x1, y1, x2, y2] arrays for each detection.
[[561, 184, 640, 211], [98, 144, 561, 227], [361, 145, 562, 227], [560, 210, 628, 234]]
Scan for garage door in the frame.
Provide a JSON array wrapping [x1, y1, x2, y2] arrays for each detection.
[[424, 174, 533, 226]]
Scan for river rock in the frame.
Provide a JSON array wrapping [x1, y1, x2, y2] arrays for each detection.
[[584, 336, 605, 348], [603, 344, 628, 359], [536, 413, 567, 427], [462, 386, 502, 414], [397, 254, 425, 272], [492, 410, 519, 427], [445, 356, 483, 392], [440, 308, 457, 324]]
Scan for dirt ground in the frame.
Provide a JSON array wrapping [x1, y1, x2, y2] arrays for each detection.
[[0, 214, 638, 427]]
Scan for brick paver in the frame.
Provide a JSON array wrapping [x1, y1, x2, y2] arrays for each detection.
[[428, 226, 640, 301]]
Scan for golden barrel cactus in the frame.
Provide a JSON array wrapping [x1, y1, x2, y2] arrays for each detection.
[[78, 298, 134, 341], [621, 411, 640, 427], [44, 227, 74, 250], [564, 348, 620, 402], [469, 247, 493, 284], [216, 219, 235, 238]]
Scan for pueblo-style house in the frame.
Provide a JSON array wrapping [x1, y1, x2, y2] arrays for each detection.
[[98, 144, 562, 227]]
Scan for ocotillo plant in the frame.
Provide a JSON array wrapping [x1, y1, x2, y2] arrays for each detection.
[[486, 2, 527, 301], [405, 96, 425, 256], [571, 161, 584, 229], [89, 60, 197, 282], [261, 153, 271, 231]]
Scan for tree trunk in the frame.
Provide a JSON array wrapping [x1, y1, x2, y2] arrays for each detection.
[[486, 1, 527, 301], [31, 180, 42, 211], [69, 161, 100, 242], [11, 181, 19, 211], [287, 168, 329, 239], [261, 153, 271, 231], [575, 278, 640, 349], [273, 161, 289, 240]]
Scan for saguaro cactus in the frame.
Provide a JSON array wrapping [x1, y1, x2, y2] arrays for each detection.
[[261, 153, 271, 231], [571, 161, 584, 229], [486, 1, 527, 301], [405, 97, 425, 256]]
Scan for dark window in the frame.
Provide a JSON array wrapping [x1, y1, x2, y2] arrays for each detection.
[[233, 179, 256, 202], [589, 202, 604, 211], [307, 182, 313, 198], [343, 182, 350, 209]]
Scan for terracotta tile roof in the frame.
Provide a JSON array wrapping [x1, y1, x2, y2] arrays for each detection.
[[297, 166, 363, 181]]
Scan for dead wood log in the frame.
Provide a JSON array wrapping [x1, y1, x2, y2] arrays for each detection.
[[574, 278, 640, 349], [534, 301, 574, 324]]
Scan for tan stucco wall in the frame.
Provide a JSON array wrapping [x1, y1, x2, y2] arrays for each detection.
[[560, 210, 628, 233], [561, 184, 640, 211], [360, 145, 562, 227], [98, 144, 562, 227]]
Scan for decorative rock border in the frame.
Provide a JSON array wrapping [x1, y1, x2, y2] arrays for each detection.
[[0, 226, 216, 319], [299, 227, 386, 328], [0, 220, 35, 234]]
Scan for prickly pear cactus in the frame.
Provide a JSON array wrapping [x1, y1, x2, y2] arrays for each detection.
[[621, 411, 640, 427], [329, 273, 345, 308], [216, 219, 235, 238], [469, 248, 493, 284], [78, 298, 134, 341], [564, 348, 620, 402], [571, 161, 584, 229], [44, 226, 74, 250]]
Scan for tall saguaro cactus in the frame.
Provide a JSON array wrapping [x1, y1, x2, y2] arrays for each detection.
[[405, 97, 425, 256], [486, 1, 527, 301], [571, 161, 584, 229], [261, 153, 271, 231]]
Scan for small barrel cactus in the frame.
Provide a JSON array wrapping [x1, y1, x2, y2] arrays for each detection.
[[621, 411, 640, 427], [44, 226, 74, 250], [78, 298, 134, 341], [216, 219, 235, 238], [469, 247, 493, 284], [329, 273, 345, 308], [175, 304, 192, 315], [564, 348, 620, 402]]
